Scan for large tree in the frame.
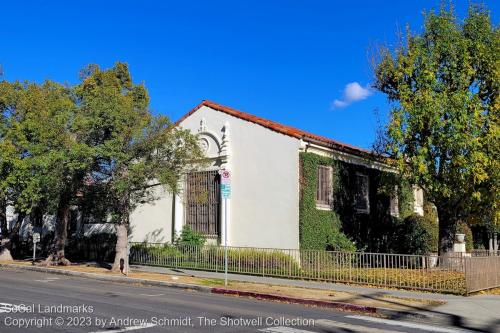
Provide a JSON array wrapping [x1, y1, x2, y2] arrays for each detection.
[[0, 81, 45, 259], [75, 63, 203, 272], [374, 4, 499, 253], [0, 79, 94, 264]]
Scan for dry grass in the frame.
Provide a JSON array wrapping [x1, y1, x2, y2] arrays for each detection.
[[474, 287, 500, 295]]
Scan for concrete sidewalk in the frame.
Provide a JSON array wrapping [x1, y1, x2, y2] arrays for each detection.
[[131, 264, 500, 330]]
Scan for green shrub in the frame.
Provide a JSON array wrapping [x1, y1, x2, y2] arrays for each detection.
[[131, 243, 301, 276], [326, 231, 357, 252], [175, 225, 206, 247], [202, 246, 301, 275], [396, 214, 438, 254], [131, 242, 181, 256]]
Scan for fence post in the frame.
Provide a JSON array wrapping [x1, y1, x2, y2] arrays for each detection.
[[464, 255, 468, 296], [349, 253, 352, 282], [384, 254, 387, 287], [262, 251, 265, 277]]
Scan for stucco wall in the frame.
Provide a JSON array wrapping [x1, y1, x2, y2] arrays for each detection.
[[129, 185, 173, 243], [179, 105, 301, 249]]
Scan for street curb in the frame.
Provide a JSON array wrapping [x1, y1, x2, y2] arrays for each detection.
[[211, 288, 377, 313], [0, 263, 427, 319], [0, 263, 212, 294]]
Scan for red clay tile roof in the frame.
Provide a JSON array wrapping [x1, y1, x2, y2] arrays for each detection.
[[176, 100, 374, 158]]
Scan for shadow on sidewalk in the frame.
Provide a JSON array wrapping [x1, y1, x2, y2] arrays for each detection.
[[335, 290, 498, 332]]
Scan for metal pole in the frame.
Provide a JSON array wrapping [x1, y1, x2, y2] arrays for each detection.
[[224, 197, 228, 286], [32, 241, 36, 265], [126, 242, 130, 275]]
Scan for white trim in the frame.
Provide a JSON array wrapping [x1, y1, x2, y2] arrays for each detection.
[[300, 141, 395, 172]]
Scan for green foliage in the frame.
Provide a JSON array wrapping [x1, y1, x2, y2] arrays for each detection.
[[300, 152, 421, 253], [0, 80, 88, 217], [1, 62, 204, 263], [205, 246, 301, 274], [299, 153, 356, 251], [131, 243, 300, 276], [378, 172, 414, 219], [130, 243, 465, 294], [374, 3, 499, 252], [75, 63, 204, 217], [0, 79, 97, 262], [132, 243, 183, 258], [395, 214, 439, 255], [175, 225, 206, 247]]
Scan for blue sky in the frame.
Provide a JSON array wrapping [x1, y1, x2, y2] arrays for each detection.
[[1, 1, 498, 149]]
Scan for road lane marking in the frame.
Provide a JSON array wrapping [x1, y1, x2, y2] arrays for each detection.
[[89, 323, 156, 333], [138, 293, 164, 297], [315, 319, 406, 333], [346, 315, 475, 333], [34, 277, 60, 282], [259, 327, 316, 333]]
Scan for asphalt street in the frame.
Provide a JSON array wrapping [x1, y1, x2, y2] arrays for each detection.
[[0, 267, 491, 333]]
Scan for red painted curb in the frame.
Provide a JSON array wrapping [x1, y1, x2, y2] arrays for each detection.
[[211, 288, 377, 314]]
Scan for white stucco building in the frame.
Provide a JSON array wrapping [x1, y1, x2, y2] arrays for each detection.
[[130, 100, 418, 249]]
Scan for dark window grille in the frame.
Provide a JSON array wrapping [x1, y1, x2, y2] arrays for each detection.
[[185, 170, 220, 237]]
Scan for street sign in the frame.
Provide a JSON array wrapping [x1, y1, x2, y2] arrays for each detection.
[[219, 169, 231, 286], [33, 233, 40, 243], [220, 169, 231, 185], [221, 183, 231, 199]]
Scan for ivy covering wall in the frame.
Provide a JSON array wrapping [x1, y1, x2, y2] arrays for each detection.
[[299, 152, 419, 253], [299, 153, 356, 251]]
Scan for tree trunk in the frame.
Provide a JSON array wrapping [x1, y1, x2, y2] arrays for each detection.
[[0, 211, 26, 261], [436, 205, 457, 255], [0, 201, 12, 260], [0, 196, 8, 237], [42, 198, 71, 266], [112, 222, 129, 274], [112, 191, 130, 274], [31, 205, 44, 228]]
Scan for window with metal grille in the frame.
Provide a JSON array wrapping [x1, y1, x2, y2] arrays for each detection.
[[354, 173, 370, 213], [316, 165, 333, 209], [185, 170, 220, 237]]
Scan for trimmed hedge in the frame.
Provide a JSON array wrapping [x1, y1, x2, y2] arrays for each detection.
[[396, 214, 439, 255]]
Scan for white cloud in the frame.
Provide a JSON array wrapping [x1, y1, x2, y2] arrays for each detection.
[[332, 99, 348, 108], [332, 82, 372, 109]]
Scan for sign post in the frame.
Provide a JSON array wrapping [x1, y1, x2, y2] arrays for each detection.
[[220, 169, 231, 286], [32, 233, 40, 265]]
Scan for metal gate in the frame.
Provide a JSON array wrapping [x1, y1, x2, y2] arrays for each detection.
[[185, 170, 220, 238]]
